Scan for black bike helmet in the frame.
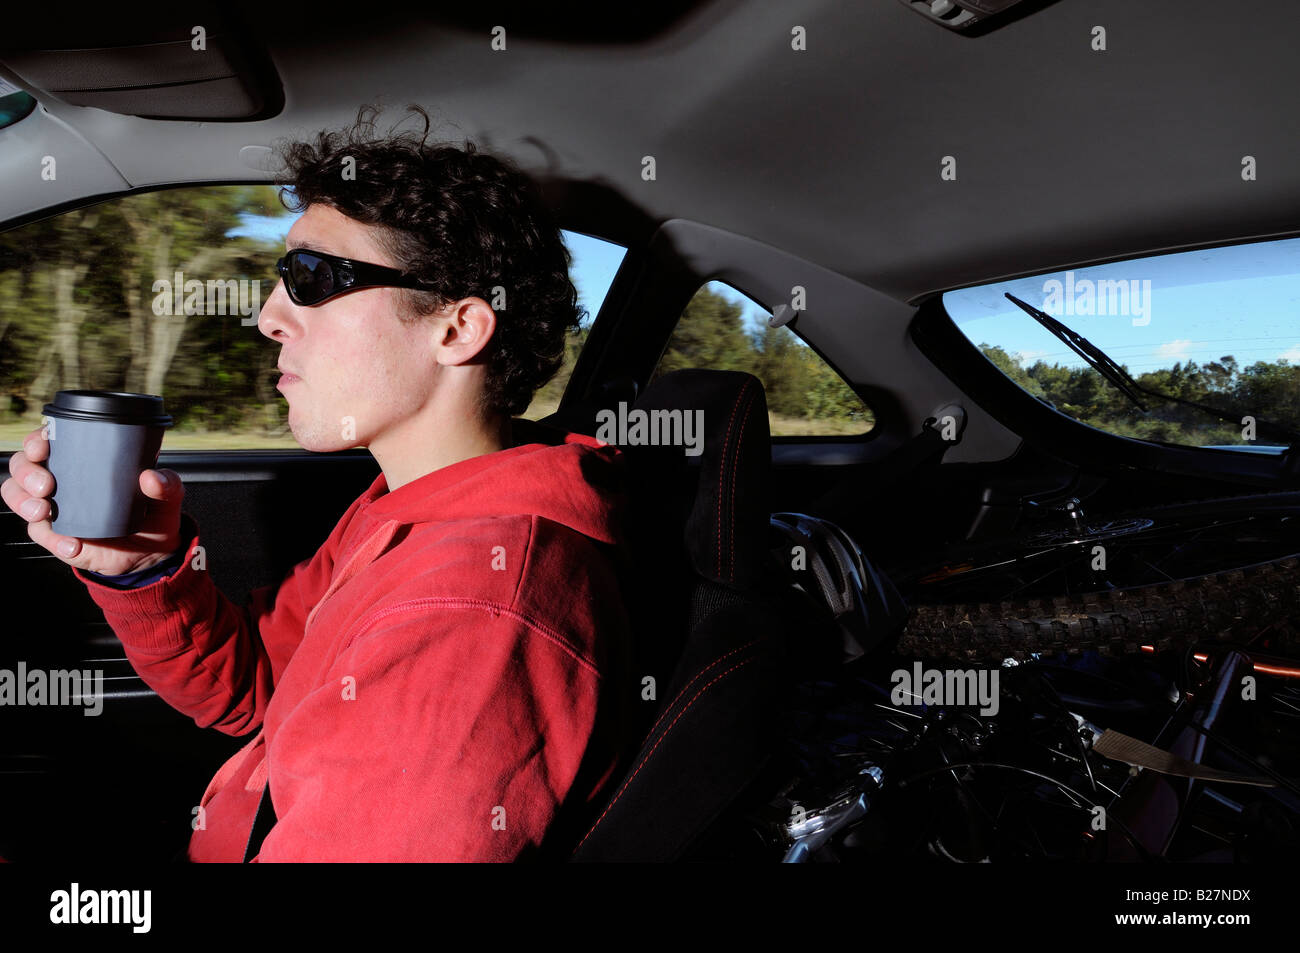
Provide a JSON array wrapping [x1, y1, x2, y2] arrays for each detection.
[[769, 512, 909, 661]]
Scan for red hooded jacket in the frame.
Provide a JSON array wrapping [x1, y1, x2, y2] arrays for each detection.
[[72, 432, 632, 861]]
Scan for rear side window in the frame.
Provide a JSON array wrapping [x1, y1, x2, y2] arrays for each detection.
[[943, 237, 1300, 452], [653, 282, 874, 437]]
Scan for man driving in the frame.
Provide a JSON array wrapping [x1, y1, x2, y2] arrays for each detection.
[[1, 104, 633, 861]]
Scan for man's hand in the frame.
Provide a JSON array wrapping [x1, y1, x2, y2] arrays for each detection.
[[2, 425, 185, 575]]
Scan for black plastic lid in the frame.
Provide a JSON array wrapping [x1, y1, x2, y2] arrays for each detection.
[[42, 390, 173, 427]]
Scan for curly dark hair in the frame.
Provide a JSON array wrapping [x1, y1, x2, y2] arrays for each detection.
[[274, 104, 582, 417]]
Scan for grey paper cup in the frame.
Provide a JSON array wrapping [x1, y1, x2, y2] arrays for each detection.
[[41, 391, 173, 539]]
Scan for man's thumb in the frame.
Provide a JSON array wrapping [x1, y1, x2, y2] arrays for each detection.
[[143, 468, 181, 500]]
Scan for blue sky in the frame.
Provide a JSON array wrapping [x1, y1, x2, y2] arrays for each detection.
[[943, 237, 1300, 375]]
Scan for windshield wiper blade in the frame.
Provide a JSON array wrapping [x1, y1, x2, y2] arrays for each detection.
[[1004, 293, 1148, 409], [1003, 293, 1300, 448]]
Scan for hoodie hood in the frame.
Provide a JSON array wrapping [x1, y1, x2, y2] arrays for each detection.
[[357, 430, 627, 546]]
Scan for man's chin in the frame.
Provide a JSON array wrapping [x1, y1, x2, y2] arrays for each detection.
[[288, 422, 353, 453]]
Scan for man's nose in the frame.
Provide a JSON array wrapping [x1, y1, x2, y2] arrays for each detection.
[[258, 279, 297, 340]]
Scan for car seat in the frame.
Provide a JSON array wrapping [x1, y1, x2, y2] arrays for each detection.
[[537, 369, 797, 861]]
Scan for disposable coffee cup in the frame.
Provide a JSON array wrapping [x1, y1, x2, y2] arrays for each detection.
[[40, 390, 173, 539]]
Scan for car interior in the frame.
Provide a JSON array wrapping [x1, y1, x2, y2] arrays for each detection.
[[2, 0, 1298, 863]]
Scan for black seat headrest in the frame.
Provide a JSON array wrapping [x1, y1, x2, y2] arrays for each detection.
[[630, 370, 770, 589], [539, 369, 772, 589]]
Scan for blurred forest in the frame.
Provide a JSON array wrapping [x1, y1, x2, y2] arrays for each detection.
[[979, 343, 1300, 446], [530, 286, 875, 433], [650, 286, 873, 430], [0, 186, 289, 437]]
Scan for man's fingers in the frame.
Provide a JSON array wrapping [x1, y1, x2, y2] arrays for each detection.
[[24, 427, 49, 462], [26, 515, 81, 560], [8, 431, 54, 496], [0, 476, 44, 522], [6, 445, 33, 483]]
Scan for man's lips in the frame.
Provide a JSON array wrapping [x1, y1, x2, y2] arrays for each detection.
[[276, 367, 301, 389]]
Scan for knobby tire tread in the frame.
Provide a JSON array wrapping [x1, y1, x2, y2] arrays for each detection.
[[898, 554, 1300, 662]]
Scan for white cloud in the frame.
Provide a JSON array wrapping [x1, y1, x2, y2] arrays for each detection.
[[1279, 345, 1300, 363], [1015, 348, 1050, 363], [1155, 339, 1197, 362]]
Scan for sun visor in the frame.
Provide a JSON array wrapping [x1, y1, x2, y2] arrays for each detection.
[[895, 0, 1059, 34], [0, 10, 282, 121]]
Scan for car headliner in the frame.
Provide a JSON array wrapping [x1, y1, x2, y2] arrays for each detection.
[[1, 0, 1297, 306]]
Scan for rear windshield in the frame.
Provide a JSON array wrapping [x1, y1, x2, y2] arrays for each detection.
[[943, 238, 1300, 452]]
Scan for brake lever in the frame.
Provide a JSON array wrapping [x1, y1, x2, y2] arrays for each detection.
[[781, 765, 884, 862]]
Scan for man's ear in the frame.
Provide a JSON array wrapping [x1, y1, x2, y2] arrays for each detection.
[[432, 297, 497, 366]]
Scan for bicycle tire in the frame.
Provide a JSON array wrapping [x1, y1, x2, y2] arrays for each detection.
[[897, 553, 1300, 662]]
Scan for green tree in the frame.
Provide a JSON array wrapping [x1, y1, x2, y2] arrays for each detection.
[[0, 185, 289, 432], [980, 341, 1300, 448], [655, 287, 755, 377], [980, 344, 1045, 399]]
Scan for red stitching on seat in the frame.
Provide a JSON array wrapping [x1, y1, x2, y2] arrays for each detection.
[[573, 654, 758, 856], [726, 383, 757, 582], [643, 639, 760, 740], [716, 379, 754, 580]]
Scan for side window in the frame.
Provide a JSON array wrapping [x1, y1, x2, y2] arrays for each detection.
[[943, 237, 1300, 452], [522, 231, 626, 420], [0, 185, 292, 450], [652, 282, 874, 437], [0, 185, 623, 449]]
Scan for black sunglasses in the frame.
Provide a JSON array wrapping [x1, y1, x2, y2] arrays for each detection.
[[275, 248, 429, 306]]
